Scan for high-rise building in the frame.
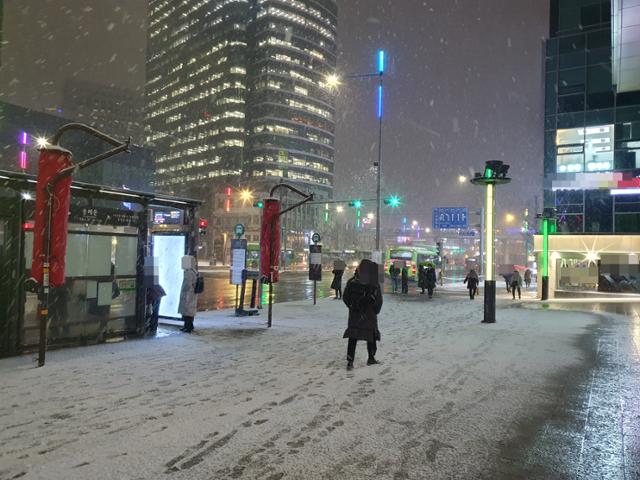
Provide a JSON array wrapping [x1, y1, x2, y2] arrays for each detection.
[[61, 78, 145, 143], [145, 0, 337, 201], [540, 0, 640, 297], [245, 0, 337, 199]]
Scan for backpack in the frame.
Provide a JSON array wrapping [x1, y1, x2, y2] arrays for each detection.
[[194, 272, 204, 294]]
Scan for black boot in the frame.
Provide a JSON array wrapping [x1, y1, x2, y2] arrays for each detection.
[[367, 357, 380, 365]]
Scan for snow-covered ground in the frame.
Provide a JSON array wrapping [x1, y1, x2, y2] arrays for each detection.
[[0, 294, 603, 479]]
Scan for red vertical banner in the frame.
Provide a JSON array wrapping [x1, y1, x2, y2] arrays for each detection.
[[31, 147, 73, 286], [260, 198, 281, 283]]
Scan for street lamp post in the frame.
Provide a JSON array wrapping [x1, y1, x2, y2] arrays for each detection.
[[375, 49, 384, 252], [328, 50, 386, 252], [471, 160, 511, 324]]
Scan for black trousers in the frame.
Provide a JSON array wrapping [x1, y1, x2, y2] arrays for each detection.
[[334, 287, 342, 298], [147, 299, 161, 334], [469, 288, 475, 300], [427, 286, 434, 297], [347, 338, 376, 361], [511, 284, 521, 299], [182, 315, 194, 331]]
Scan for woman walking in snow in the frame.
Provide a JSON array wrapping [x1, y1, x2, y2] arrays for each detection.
[[331, 267, 344, 299], [343, 259, 383, 370], [464, 269, 479, 300]]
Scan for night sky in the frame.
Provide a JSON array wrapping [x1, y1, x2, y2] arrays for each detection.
[[0, 0, 549, 227]]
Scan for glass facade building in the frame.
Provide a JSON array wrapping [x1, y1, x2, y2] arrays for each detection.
[[545, 0, 640, 234], [540, 1, 640, 297], [145, 0, 337, 200]]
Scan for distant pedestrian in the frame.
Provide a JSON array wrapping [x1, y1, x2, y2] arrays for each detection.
[[426, 265, 437, 298], [178, 255, 199, 333], [390, 264, 400, 293], [146, 283, 166, 335], [343, 259, 383, 370], [524, 269, 532, 288], [331, 267, 344, 299], [418, 265, 428, 294], [401, 265, 409, 294], [464, 269, 479, 300], [511, 270, 522, 300]]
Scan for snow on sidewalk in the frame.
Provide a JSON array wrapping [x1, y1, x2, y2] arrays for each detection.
[[0, 295, 600, 480]]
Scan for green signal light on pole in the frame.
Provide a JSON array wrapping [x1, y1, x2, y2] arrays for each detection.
[[253, 200, 264, 208], [349, 199, 363, 209], [484, 166, 494, 178], [384, 195, 401, 208]]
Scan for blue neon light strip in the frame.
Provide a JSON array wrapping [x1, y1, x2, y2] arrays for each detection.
[[377, 85, 383, 118], [378, 50, 385, 74]]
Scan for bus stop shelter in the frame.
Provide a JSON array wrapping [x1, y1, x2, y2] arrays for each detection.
[[0, 170, 201, 357]]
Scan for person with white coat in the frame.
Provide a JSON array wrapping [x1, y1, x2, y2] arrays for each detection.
[[178, 255, 198, 333]]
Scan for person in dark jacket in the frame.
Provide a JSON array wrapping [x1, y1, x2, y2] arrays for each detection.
[[425, 265, 437, 298], [502, 273, 513, 293], [331, 268, 344, 299], [524, 268, 532, 288], [146, 283, 167, 335], [511, 270, 522, 300], [401, 265, 409, 294], [463, 269, 479, 300], [418, 265, 427, 294], [343, 259, 383, 370], [389, 264, 400, 293]]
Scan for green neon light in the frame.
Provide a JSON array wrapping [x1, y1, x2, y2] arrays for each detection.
[[542, 218, 549, 277]]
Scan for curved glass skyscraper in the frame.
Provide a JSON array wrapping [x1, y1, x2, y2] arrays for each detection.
[[246, 0, 337, 200]]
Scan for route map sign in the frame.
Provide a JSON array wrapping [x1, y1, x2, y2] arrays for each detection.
[[432, 207, 468, 229]]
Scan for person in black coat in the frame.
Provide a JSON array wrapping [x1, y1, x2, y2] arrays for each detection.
[[343, 259, 383, 370], [331, 268, 344, 299], [401, 266, 409, 294], [425, 265, 437, 298], [463, 269, 479, 300], [418, 265, 427, 294]]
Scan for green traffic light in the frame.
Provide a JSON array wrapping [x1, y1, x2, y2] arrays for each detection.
[[484, 167, 494, 179], [253, 200, 264, 208], [386, 195, 401, 208], [349, 199, 362, 208]]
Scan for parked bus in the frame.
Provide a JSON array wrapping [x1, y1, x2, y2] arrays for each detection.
[[385, 246, 439, 281]]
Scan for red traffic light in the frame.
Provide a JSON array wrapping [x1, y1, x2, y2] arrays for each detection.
[[199, 218, 208, 229]]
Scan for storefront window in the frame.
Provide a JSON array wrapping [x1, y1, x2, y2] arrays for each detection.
[[557, 255, 598, 292]]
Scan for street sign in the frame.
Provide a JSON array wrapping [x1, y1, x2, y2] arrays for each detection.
[[432, 207, 468, 229], [309, 244, 322, 281], [230, 238, 247, 285], [234, 223, 245, 238], [458, 230, 477, 237], [311, 232, 321, 244]]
